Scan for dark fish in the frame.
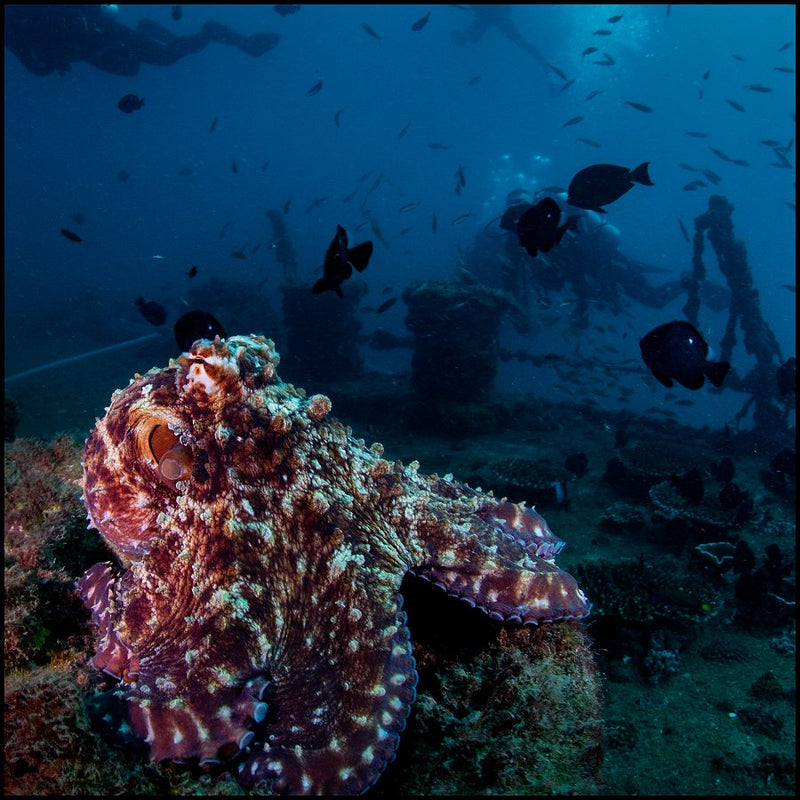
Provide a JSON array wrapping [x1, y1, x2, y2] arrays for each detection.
[[562, 116, 584, 127], [305, 196, 328, 213], [231, 159, 238, 174], [334, 107, 345, 127], [567, 161, 652, 213], [71, 212, 85, 225], [778, 41, 792, 51], [576, 137, 601, 148], [639, 320, 730, 390], [585, 89, 605, 100], [397, 120, 411, 139], [135, 297, 166, 326], [117, 93, 144, 114], [708, 146, 732, 162], [171, 5, 182, 21], [360, 22, 382, 40], [376, 297, 398, 314], [306, 80, 323, 96], [682, 182, 699, 191], [283, 197, 292, 214], [770, 149, 792, 168], [760, 138, 782, 147], [730, 158, 750, 166], [517, 197, 572, 258], [261, 160, 270, 171], [724, 98, 746, 112], [454, 164, 466, 187], [770, 448, 796, 476], [564, 452, 589, 478], [701, 168, 722, 185], [546, 62, 568, 81], [427, 142, 450, 149], [274, 4, 301, 16], [678, 162, 699, 171], [672, 468, 703, 504], [468, 75, 481, 85], [230, 250, 247, 260], [732, 54, 745, 62], [342, 187, 358, 203], [744, 83, 772, 92], [60, 227, 82, 243], [219, 220, 231, 238], [624, 100, 653, 113], [593, 29, 613, 35], [451, 212, 472, 225], [582, 47, 598, 56], [710, 457, 735, 483], [559, 78, 576, 93], [678, 219, 690, 242], [773, 66, 794, 73], [174, 310, 225, 350], [608, 14, 623, 23], [702, 70, 710, 80], [411, 11, 430, 31], [776, 357, 795, 395], [313, 225, 373, 298], [594, 53, 615, 66], [685, 131, 709, 137], [209, 116, 218, 133], [186, 265, 198, 278]]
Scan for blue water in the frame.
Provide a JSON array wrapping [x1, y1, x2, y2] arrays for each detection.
[[4, 4, 795, 434]]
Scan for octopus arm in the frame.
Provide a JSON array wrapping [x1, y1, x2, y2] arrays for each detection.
[[410, 549, 590, 624], [240, 593, 417, 795]]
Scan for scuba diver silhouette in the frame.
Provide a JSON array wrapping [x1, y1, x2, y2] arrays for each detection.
[[4, 5, 279, 77], [451, 5, 560, 80]]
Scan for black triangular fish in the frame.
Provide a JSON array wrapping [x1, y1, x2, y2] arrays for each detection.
[[312, 225, 373, 297], [517, 197, 572, 258]]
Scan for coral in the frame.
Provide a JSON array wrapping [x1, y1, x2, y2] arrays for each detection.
[[736, 706, 785, 740], [749, 671, 787, 704], [599, 501, 647, 532], [698, 639, 749, 664]]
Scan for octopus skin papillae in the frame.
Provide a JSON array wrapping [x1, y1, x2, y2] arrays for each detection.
[[77, 334, 590, 795]]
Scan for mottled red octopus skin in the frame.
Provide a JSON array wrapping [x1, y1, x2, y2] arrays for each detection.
[[77, 334, 589, 795]]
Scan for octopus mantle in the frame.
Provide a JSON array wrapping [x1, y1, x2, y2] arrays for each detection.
[[77, 334, 589, 794]]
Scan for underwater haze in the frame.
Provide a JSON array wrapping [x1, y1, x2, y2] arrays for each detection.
[[4, 4, 796, 435]]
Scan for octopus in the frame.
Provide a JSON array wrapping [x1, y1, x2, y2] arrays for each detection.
[[77, 334, 590, 794]]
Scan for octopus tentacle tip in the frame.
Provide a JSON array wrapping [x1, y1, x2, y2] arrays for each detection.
[[79, 333, 589, 794]]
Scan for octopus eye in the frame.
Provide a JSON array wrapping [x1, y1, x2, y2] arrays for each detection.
[[148, 424, 193, 490]]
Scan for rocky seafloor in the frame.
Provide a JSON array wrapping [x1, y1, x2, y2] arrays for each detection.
[[4, 373, 795, 796]]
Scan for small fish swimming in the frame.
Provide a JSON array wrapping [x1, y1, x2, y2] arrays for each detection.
[[582, 47, 598, 56], [576, 137, 601, 148], [744, 83, 772, 92], [607, 14, 623, 23], [594, 53, 615, 65], [306, 80, 323, 96], [334, 107, 345, 127], [678, 219, 690, 242], [360, 22, 382, 40], [639, 320, 730, 390], [135, 297, 167, 326], [517, 197, 572, 258], [60, 228, 82, 242], [186, 265, 198, 278], [562, 116, 584, 127], [397, 120, 411, 139], [209, 116, 218, 133], [567, 162, 653, 213], [685, 131, 709, 138], [117, 94, 144, 114], [411, 11, 430, 31], [585, 89, 605, 101], [312, 225, 373, 297], [624, 100, 653, 113], [724, 98, 746, 112], [593, 29, 613, 36], [468, 75, 481, 85], [375, 297, 398, 314], [171, 5, 182, 21], [427, 142, 450, 149], [230, 250, 247, 260]]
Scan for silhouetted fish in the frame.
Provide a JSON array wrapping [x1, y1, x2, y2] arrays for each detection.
[[562, 116, 584, 127], [624, 100, 653, 113], [186, 265, 198, 278], [306, 80, 323, 96], [724, 98, 746, 112], [567, 162, 653, 213], [136, 297, 166, 326], [118, 94, 144, 114], [174, 310, 225, 350], [411, 11, 430, 31], [60, 228, 82, 242], [376, 297, 398, 314], [640, 320, 730, 390], [171, 5, 182, 21], [360, 22, 382, 40], [564, 452, 589, 478], [313, 225, 373, 297], [517, 197, 572, 258]]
